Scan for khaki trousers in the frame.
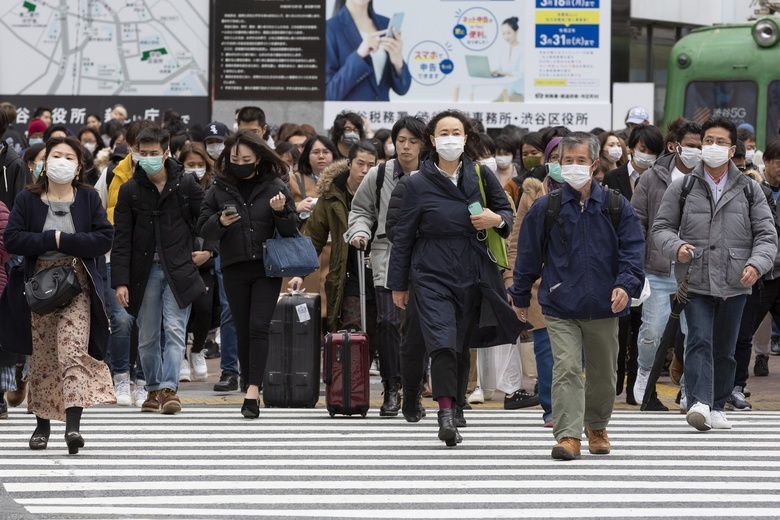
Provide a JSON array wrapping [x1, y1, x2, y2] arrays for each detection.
[[545, 316, 619, 441]]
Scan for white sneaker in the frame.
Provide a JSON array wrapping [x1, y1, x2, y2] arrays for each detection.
[[179, 358, 192, 382], [686, 402, 712, 431], [679, 396, 688, 412], [132, 380, 147, 407], [711, 410, 732, 429], [190, 350, 208, 381], [468, 386, 485, 404], [633, 368, 650, 404], [113, 372, 132, 406], [369, 359, 380, 376]]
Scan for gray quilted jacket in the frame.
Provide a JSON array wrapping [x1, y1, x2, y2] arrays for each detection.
[[652, 162, 778, 298]]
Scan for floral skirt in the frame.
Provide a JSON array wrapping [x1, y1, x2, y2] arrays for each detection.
[[28, 258, 115, 421]]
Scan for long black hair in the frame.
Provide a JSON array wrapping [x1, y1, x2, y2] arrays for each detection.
[[422, 109, 480, 162], [214, 130, 287, 184], [298, 135, 339, 176]]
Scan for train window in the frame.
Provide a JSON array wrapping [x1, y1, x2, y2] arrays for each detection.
[[683, 80, 757, 128], [767, 81, 780, 144]]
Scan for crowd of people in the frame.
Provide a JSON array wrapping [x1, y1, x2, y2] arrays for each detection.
[[0, 100, 778, 459]]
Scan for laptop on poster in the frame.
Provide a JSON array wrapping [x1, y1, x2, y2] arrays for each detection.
[[466, 55, 499, 78]]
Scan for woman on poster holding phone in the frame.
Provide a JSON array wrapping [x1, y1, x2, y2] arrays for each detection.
[[491, 17, 525, 102], [326, 0, 412, 101]]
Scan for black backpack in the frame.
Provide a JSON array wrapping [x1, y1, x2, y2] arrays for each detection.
[[542, 188, 622, 267]]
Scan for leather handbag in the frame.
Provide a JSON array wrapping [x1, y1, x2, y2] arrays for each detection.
[[263, 230, 320, 278], [24, 259, 82, 315]]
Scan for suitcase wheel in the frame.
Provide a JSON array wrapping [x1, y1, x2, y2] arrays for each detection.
[[329, 411, 335, 418], [360, 411, 367, 418]]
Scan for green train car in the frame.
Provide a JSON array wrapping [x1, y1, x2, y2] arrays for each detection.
[[663, 17, 780, 148]]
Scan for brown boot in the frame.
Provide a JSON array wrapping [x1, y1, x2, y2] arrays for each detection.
[[586, 428, 611, 454], [670, 353, 684, 386], [6, 364, 27, 407], [141, 390, 162, 413], [160, 388, 182, 415], [551, 437, 581, 460]]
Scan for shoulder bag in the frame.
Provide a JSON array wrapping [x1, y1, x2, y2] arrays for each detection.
[[263, 230, 320, 278], [24, 258, 82, 315]]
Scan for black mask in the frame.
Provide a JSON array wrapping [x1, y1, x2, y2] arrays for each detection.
[[230, 162, 256, 179]]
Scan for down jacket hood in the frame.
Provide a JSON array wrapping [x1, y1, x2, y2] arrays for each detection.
[[316, 159, 349, 197]]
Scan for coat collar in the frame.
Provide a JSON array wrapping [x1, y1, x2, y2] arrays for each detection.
[[561, 178, 606, 205], [419, 158, 480, 201]]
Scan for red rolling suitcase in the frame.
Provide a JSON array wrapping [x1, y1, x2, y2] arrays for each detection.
[[323, 249, 371, 417]]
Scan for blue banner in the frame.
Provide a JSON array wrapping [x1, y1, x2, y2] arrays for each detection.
[[536, 25, 599, 48], [536, 0, 599, 8]]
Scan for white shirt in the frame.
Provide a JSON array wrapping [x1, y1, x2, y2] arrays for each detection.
[[435, 162, 462, 186], [360, 31, 388, 85], [670, 164, 685, 183], [627, 161, 641, 184], [703, 168, 728, 205]]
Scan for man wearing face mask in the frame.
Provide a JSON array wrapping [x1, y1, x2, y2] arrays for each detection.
[[604, 125, 664, 202], [112, 126, 206, 415], [653, 118, 778, 432], [510, 132, 645, 460], [330, 111, 365, 159], [203, 121, 229, 160], [630, 121, 701, 410]]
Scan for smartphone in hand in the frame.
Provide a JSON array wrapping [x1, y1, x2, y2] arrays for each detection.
[[468, 202, 483, 215], [385, 12, 404, 39], [223, 204, 238, 216]]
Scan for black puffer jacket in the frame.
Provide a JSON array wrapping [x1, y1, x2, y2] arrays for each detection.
[[111, 159, 206, 316], [385, 174, 411, 244], [197, 175, 298, 270], [0, 144, 31, 210]]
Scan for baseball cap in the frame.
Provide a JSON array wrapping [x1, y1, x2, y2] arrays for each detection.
[[203, 121, 229, 141], [737, 122, 755, 134], [28, 118, 47, 135], [626, 107, 649, 125]]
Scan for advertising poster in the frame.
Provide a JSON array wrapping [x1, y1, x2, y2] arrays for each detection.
[[323, 0, 611, 131]]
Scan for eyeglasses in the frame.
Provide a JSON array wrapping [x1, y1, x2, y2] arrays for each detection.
[[702, 138, 732, 147], [548, 154, 560, 162]]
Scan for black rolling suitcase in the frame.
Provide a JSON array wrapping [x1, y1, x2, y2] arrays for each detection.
[[263, 291, 321, 408]]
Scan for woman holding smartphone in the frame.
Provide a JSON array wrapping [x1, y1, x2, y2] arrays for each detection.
[[197, 131, 298, 419], [386, 110, 521, 447], [326, 0, 412, 101]]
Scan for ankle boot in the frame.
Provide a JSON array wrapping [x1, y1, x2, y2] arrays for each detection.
[[380, 378, 401, 417], [437, 409, 458, 447], [402, 387, 422, 423]]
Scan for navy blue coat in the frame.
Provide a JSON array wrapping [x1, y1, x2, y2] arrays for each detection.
[[509, 180, 645, 320], [1, 187, 114, 359], [326, 6, 412, 101], [386, 158, 522, 352]]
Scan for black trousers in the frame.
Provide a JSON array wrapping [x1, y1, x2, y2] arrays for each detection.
[[374, 287, 401, 383], [400, 288, 428, 394], [735, 277, 780, 388], [430, 348, 471, 402], [187, 269, 215, 354], [221, 261, 282, 388]]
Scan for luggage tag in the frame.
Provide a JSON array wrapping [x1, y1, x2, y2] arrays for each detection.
[[296, 303, 311, 323]]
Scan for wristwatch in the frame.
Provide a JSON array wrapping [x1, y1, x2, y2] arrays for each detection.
[[497, 219, 506, 229]]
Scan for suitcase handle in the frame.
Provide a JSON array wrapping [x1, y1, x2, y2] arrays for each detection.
[[323, 334, 332, 385]]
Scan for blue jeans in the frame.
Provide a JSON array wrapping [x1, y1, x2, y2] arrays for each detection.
[[215, 257, 239, 374], [637, 272, 688, 371], [532, 328, 553, 423], [107, 263, 143, 378], [682, 293, 746, 411], [136, 264, 192, 392]]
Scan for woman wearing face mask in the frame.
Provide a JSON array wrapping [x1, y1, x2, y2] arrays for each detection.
[[330, 111, 366, 159], [502, 136, 564, 427], [495, 135, 523, 208], [374, 128, 394, 159], [387, 110, 521, 447], [604, 124, 664, 201], [2, 136, 115, 454], [197, 131, 298, 419], [597, 131, 627, 183], [23, 143, 46, 180], [78, 127, 104, 157], [178, 142, 218, 382]]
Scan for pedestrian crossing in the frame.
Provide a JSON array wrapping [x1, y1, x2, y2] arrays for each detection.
[[3, 407, 780, 519]]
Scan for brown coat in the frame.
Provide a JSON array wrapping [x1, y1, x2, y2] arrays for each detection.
[[504, 176, 548, 331]]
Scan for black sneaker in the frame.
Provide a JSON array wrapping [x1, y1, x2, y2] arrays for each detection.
[[754, 354, 769, 377], [203, 340, 221, 360], [0, 397, 7, 419], [642, 392, 669, 411], [772, 336, 780, 355], [213, 371, 239, 392], [504, 389, 540, 410]]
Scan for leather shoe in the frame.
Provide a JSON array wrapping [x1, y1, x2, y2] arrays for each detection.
[[454, 404, 467, 428], [29, 433, 49, 450], [65, 432, 84, 455], [380, 378, 401, 417], [6, 364, 27, 407], [551, 437, 581, 460], [241, 398, 260, 419], [586, 428, 611, 454], [437, 409, 458, 447], [402, 390, 422, 423], [669, 352, 684, 385]]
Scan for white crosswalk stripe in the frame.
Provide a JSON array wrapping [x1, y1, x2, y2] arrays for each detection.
[[3, 407, 780, 519]]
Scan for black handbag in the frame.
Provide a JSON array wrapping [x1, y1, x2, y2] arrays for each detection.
[[262, 230, 320, 278], [24, 259, 82, 315]]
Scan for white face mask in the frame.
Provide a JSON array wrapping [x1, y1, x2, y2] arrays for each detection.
[[435, 136, 465, 162], [206, 142, 225, 159], [187, 168, 207, 180], [606, 146, 622, 162], [83, 142, 97, 154], [745, 149, 756, 164], [479, 157, 497, 173], [632, 150, 657, 169], [677, 146, 702, 169], [561, 163, 593, 189], [385, 143, 395, 157], [495, 155, 513, 169], [46, 158, 78, 185], [701, 144, 731, 168]]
